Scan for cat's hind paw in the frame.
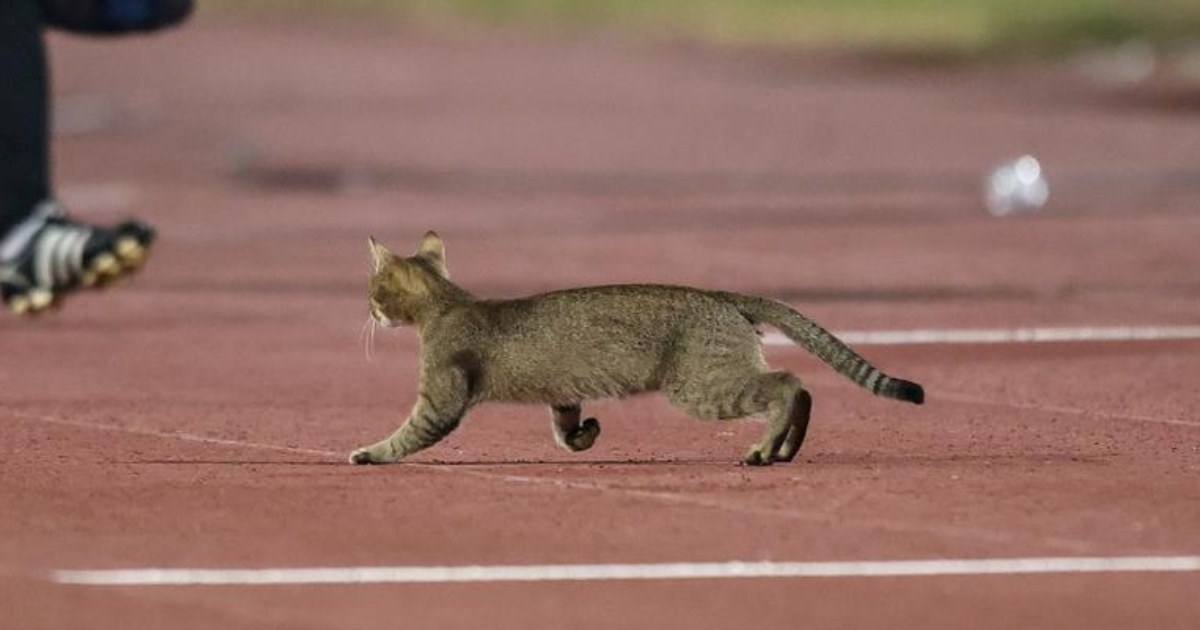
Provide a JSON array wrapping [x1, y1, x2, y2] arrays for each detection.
[[742, 449, 774, 467]]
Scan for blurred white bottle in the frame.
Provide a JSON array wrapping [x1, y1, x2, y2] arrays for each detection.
[[985, 154, 1049, 217]]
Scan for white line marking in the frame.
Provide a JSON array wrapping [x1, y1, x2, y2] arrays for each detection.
[[4, 414, 1063, 544], [3, 413, 1090, 550], [6, 412, 337, 459], [786, 374, 1200, 429], [428, 465, 1080, 548], [762, 325, 1200, 347], [937, 393, 1200, 428], [3, 410, 1178, 549], [54, 556, 1200, 586]]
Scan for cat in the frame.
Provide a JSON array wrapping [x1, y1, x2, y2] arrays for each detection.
[[351, 231, 923, 466]]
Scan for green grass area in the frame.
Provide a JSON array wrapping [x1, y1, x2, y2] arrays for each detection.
[[207, 0, 1200, 56]]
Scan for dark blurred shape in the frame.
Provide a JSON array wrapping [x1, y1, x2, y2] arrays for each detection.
[[40, 0, 193, 34]]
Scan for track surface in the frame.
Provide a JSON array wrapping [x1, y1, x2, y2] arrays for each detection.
[[3, 13, 1199, 629]]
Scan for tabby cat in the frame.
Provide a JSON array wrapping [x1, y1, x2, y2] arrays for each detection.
[[351, 232, 923, 466]]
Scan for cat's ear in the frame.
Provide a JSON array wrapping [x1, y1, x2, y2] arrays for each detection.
[[368, 236, 393, 272], [415, 230, 449, 279]]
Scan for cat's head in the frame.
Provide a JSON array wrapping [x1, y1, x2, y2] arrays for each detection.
[[367, 231, 451, 327]]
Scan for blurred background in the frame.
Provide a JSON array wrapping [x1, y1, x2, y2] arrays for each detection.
[[215, 0, 1200, 57], [46, 0, 1200, 313]]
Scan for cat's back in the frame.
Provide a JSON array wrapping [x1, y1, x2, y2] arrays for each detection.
[[426, 284, 750, 403], [495, 284, 720, 331]]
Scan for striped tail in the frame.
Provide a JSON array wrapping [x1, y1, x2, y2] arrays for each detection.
[[721, 293, 924, 404]]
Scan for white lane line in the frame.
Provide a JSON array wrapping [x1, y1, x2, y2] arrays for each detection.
[[762, 325, 1200, 346], [6, 412, 337, 459], [937, 393, 1200, 429], [54, 556, 1200, 586], [4, 412, 1089, 551], [5, 408, 1181, 550], [425, 465, 1078, 549]]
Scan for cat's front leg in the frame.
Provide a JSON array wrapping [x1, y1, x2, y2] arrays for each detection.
[[349, 400, 467, 464], [350, 371, 471, 464]]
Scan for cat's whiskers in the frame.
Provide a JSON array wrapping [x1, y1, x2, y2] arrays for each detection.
[[369, 316, 379, 360], [368, 317, 378, 361], [360, 316, 377, 362]]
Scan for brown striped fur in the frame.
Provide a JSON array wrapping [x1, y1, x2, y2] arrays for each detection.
[[350, 232, 923, 466]]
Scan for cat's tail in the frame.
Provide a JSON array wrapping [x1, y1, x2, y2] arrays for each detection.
[[718, 292, 924, 404]]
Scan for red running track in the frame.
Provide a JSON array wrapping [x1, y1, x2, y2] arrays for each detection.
[[2, 14, 1199, 629]]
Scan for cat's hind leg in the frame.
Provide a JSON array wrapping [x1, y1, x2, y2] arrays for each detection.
[[550, 403, 601, 452], [739, 371, 808, 466], [661, 312, 808, 465], [666, 370, 808, 466], [772, 387, 812, 464]]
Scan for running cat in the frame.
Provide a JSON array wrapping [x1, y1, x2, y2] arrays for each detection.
[[351, 232, 923, 466]]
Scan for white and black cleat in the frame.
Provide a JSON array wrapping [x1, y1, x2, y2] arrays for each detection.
[[0, 202, 155, 316]]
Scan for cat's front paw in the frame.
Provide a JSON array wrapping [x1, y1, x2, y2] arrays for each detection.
[[565, 417, 602, 452], [348, 443, 399, 465]]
